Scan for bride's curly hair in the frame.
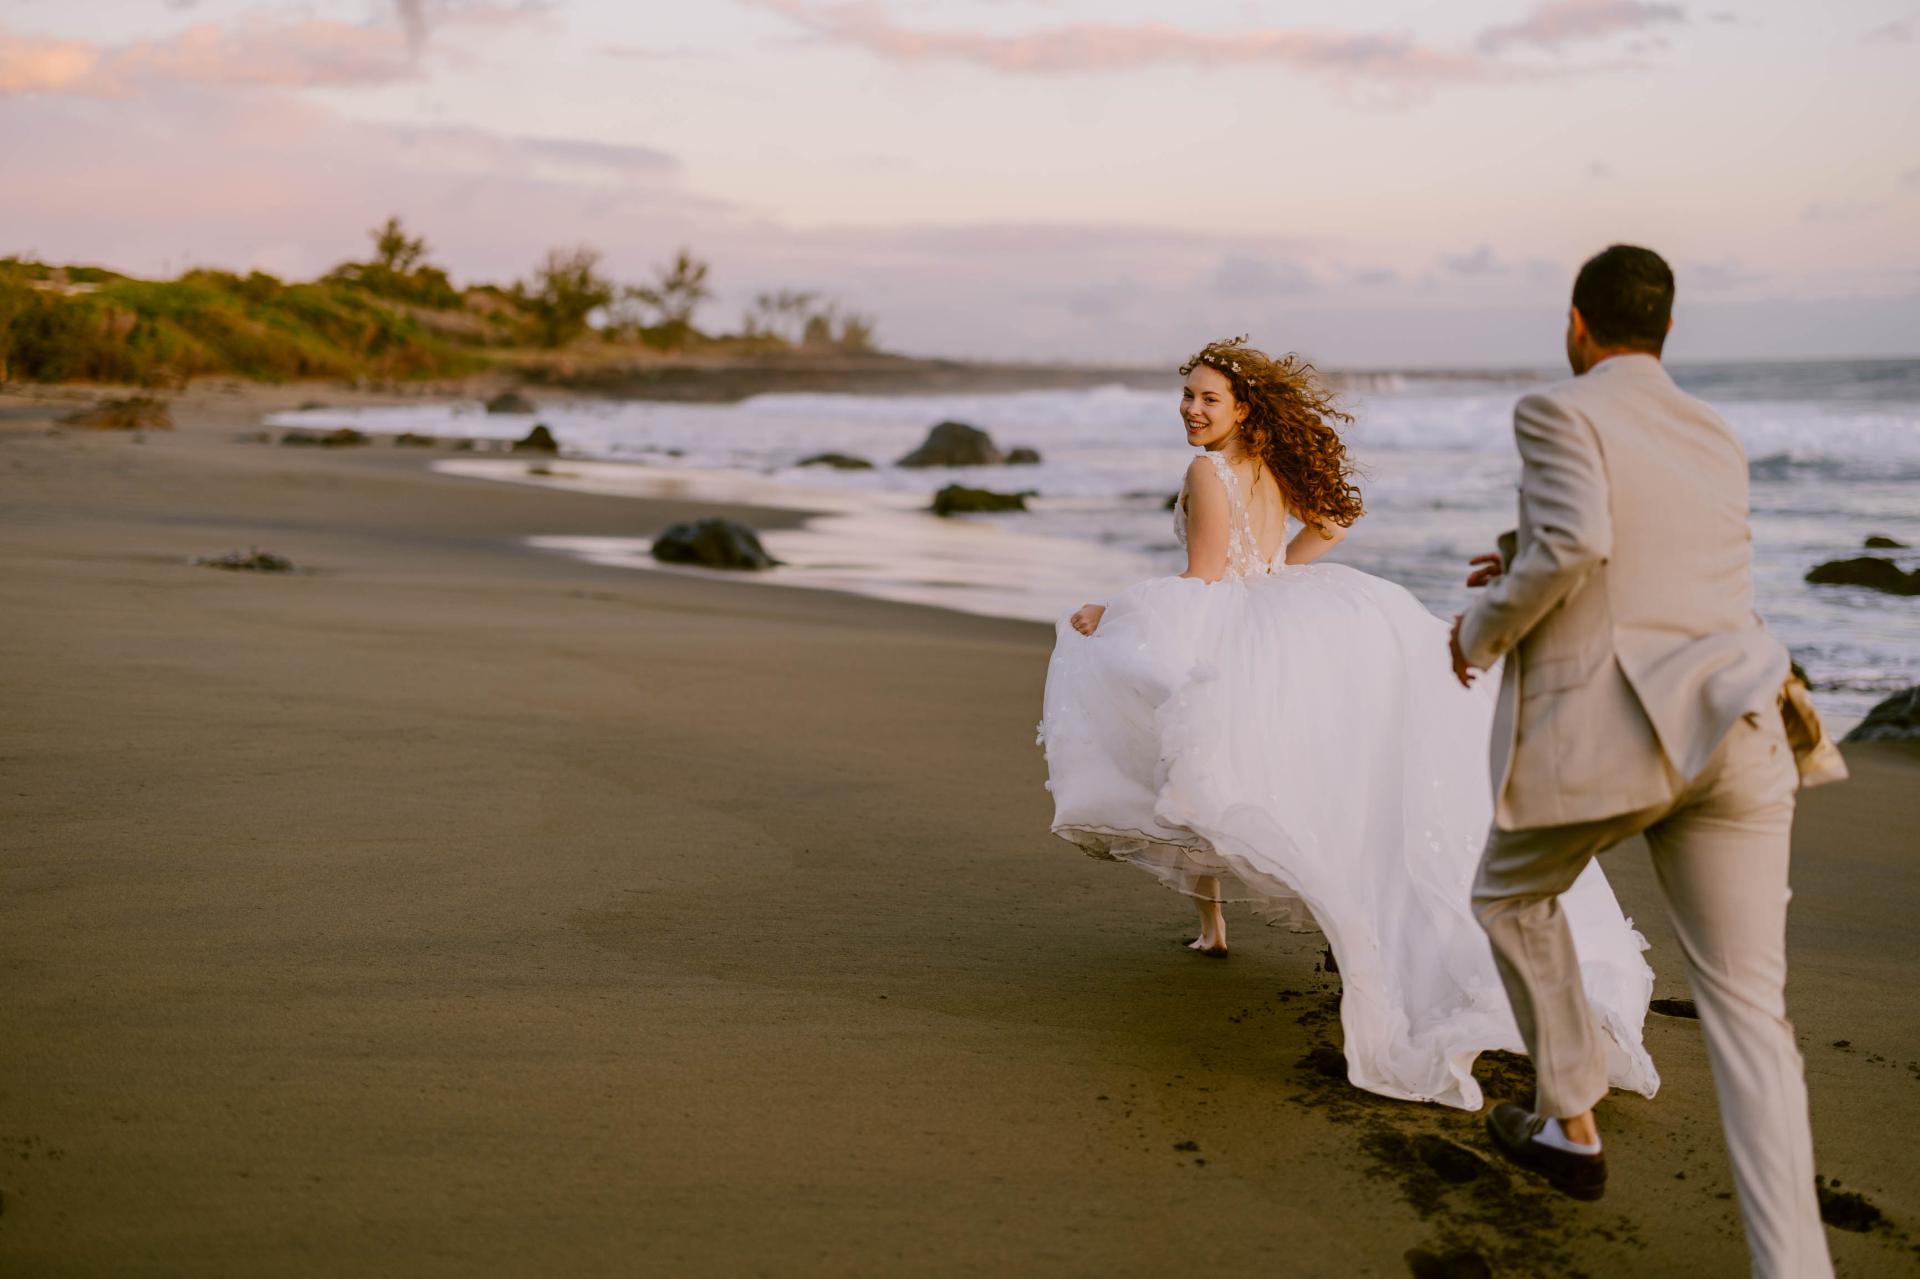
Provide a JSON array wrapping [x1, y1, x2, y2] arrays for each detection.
[[1180, 336, 1365, 531]]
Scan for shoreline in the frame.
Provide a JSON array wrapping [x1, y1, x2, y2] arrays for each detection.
[[2, 381, 1915, 1276]]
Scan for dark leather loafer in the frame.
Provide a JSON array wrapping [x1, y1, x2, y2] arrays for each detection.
[[1485, 1102, 1607, 1201]]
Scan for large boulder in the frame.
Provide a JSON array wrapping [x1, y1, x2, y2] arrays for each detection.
[[650, 519, 779, 570], [930, 485, 1031, 516], [1843, 687, 1920, 743], [897, 421, 1004, 468], [1864, 534, 1908, 549], [798, 452, 874, 470], [281, 428, 369, 447], [1805, 556, 1920, 596], [485, 390, 536, 414], [511, 423, 559, 453]]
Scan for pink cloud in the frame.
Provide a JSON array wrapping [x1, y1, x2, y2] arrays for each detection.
[[739, 0, 1501, 82], [0, 18, 410, 96], [0, 5, 548, 98], [115, 18, 415, 90], [1476, 0, 1686, 54], [0, 29, 102, 95]]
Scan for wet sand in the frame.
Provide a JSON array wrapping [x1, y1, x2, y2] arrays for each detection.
[[2, 384, 1914, 1276]]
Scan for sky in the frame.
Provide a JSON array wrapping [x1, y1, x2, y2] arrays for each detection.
[[2, 0, 1917, 367]]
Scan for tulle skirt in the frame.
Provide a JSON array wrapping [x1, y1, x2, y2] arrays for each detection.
[[1038, 564, 1659, 1110]]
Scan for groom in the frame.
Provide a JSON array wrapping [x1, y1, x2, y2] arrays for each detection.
[[1448, 246, 1832, 1276]]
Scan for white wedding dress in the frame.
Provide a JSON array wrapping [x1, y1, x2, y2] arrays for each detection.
[[1038, 451, 1659, 1110]]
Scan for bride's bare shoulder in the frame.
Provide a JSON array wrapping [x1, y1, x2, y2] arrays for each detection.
[[1184, 453, 1227, 491]]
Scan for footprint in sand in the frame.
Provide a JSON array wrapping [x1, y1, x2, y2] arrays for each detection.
[[1404, 1246, 1493, 1278]]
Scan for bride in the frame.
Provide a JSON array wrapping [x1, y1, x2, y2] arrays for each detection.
[[1037, 337, 1659, 1110]]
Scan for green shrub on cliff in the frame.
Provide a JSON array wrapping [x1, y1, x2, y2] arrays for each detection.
[[0, 259, 479, 385], [0, 215, 885, 386]]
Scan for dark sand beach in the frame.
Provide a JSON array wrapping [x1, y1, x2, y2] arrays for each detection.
[[2, 385, 1915, 1276]]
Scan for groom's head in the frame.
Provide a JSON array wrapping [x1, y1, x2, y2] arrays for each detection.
[[1566, 245, 1674, 374]]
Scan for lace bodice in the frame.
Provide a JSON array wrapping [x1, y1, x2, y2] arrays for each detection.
[[1174, 451, 1290, 579]]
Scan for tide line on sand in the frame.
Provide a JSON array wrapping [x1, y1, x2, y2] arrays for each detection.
[[435, 457, 1159, 623]]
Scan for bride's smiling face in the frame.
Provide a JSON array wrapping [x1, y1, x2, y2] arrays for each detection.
[[1181, 364, 1247, 451]]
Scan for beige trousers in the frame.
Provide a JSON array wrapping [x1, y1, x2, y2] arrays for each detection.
[[1473, 712, 1832, 1279]]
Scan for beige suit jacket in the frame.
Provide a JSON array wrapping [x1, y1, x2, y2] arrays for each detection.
[[1459, 354, 1789, 831]]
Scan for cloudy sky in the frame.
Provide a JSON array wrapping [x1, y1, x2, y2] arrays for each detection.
[[3, 0, 1916, 366]]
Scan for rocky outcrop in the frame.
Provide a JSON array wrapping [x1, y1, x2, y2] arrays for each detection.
[[193, 549, 294, 572], [930, 485, 1031, 516], [1805, 557, 1920, 596], [281, 428, 369, 447], [64, 396, 172, 430], [1843, 687, 1920, 743], [650, 519, 779, 570], [511, 424, 559, 453], [897, 421, 1004, 468], [485, 390, 536, 414], [798, 452, 874, 470], [1006, 446, 1042, 465], [1864, 534, 1908, 549]]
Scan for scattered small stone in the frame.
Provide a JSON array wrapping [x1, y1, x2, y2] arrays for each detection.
[[897, 420, 1004, 467], [1864, 534, 1908, 549], [192, 549, 294, 573], [650, 518, 779, 571], [1404, 1247, 1493, 1278], [1805, 556, 1920, 596], [1844, 687, 1920, 743], [1832, 1039, 1852, 1050], [63, 395, 172, 430], [393, 432, 438, 447], [280, 428, 369, 447], [797, 452, 874, 470], [1815, 1177, 1883, 1232], [1006, 446, 1042, 465], [296, 400, 328, 411], [233, 430, 273, 444], [485, 389, 536, 414], [1414, 1135, 1487, 1184], [1173, 1140, 1199, 1152], [930, 485, 1031, 516], [1650, 998, 1700, 1019], [511, 423, 559, 453]]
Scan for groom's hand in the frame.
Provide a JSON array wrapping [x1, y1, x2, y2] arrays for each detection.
[[1467, 553, 1504, 589], [1449, 613, 1477, 688]]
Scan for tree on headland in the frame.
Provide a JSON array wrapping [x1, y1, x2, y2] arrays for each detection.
[[609, 248, 712, 349], [518, 246, 615, 348], [747, 289, 876, 353], [372, 216, 429, 275], [327, 215, 459, 309], [742, 289, 820, 344]]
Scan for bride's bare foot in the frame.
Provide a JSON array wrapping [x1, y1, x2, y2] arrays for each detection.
[[1187, 881, 1228, 956]]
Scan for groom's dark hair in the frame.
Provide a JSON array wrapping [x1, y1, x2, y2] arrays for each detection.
[[1572, 245, 1674, 354]]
